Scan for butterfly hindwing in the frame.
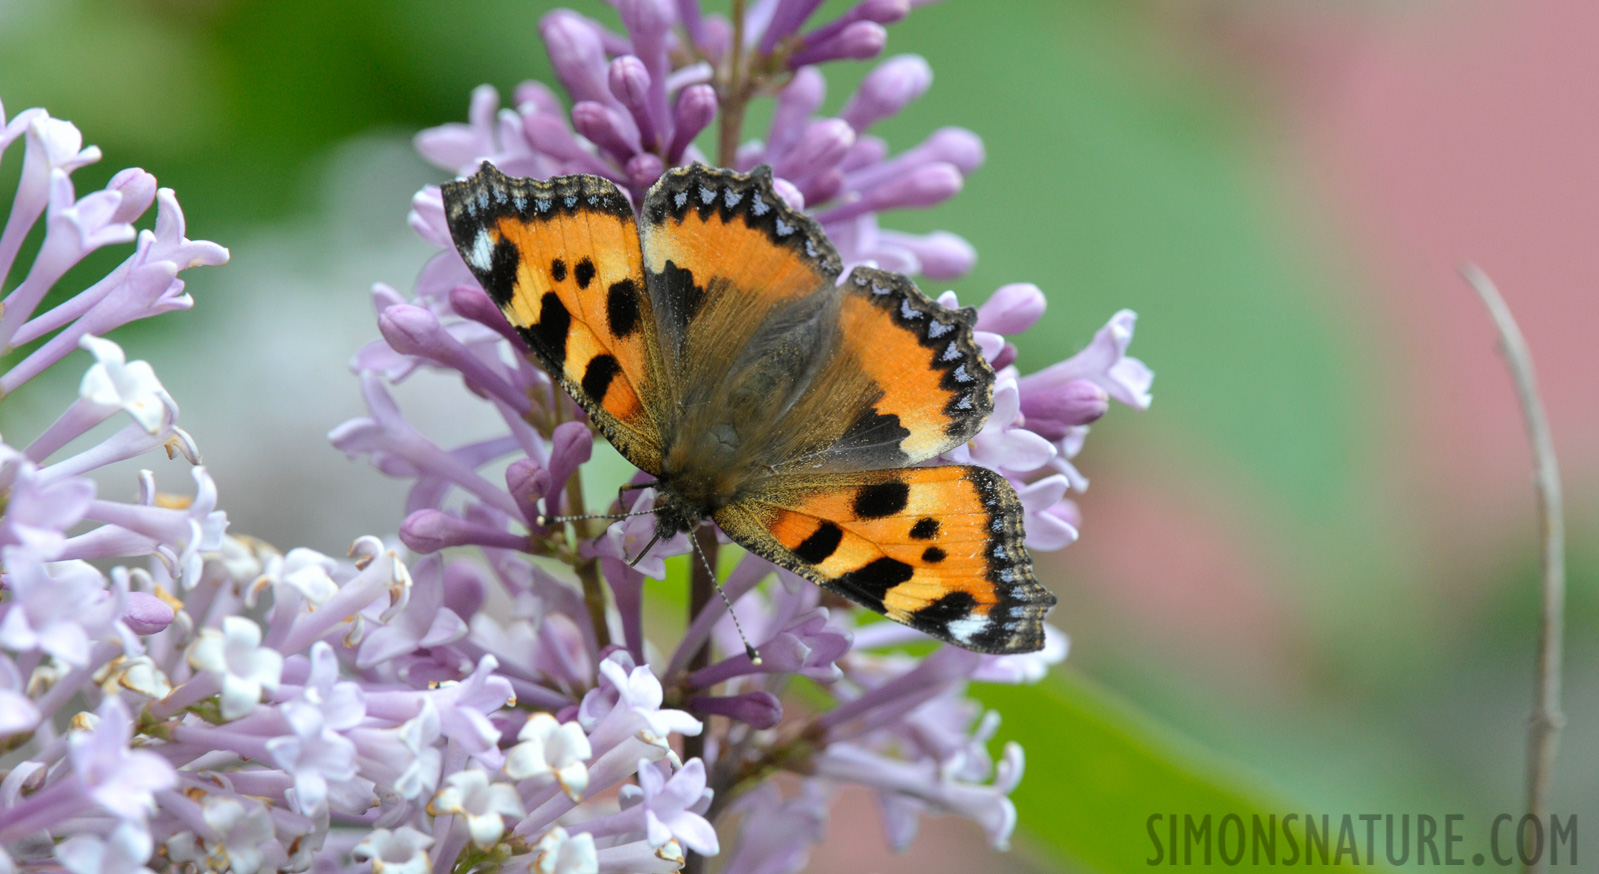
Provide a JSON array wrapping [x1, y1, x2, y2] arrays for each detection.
[[716, 465, 1054, 653], [442, 163, 664, 471]]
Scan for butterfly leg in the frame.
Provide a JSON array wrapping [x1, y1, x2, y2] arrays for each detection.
[[625, 530, 665, 568]]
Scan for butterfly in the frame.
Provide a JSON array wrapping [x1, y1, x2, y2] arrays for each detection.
[[439, 162, 1055, 654]]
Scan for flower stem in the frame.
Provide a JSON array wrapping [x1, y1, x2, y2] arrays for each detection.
[[717, 0, 749, 168], [1460, 263, 1566, 874], [682, 523, 720, 874], [566, 469, 612, 654]]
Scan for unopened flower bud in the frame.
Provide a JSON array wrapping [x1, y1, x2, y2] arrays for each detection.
[[571, 101, 639, 163], [122, 591, 175, 635], [540, 11, 612, 105], [773, 118, 855, 182], [1020, 379, 1108, 439], [608, 56, 659, 150], [668, 84, 718, 163], [788, 21, 886, 68], [690, 691, 784, 729], [977, 283, 1046, 335], [106, 168, 157, 224], [839, 55, 932, 133]]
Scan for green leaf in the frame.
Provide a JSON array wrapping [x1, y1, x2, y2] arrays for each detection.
[[980, 670, 1386, 872]]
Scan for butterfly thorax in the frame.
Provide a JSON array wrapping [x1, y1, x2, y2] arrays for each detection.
[[652, 433, 769, 537]]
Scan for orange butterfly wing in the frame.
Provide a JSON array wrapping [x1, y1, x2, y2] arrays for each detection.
[[441, 163, 665, 471], [717, 465, 1052, 653]]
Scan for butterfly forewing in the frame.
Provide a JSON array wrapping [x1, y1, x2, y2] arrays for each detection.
[[716, 465, 1054, 653], [441, 163, 666, 471]]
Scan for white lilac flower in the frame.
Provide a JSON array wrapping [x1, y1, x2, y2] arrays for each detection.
[[352, 827, 434, 874], [76, 335, 174, 433], [505, 713, 593, 800], [0, 447, 94, 558], [186, 615, 284, 719], [0, 557, 112, 667], [195, 796, 277, 874], [0, 657, 42, 735], [54, 822, 155, 874], [429, 769, 526, 849], [67, 697, 177, 821], [528, 826, 598, 874]]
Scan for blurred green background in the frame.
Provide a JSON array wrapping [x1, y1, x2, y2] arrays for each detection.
[[4, 0, 1596, 871]]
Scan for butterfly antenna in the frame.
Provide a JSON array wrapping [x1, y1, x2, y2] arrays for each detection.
[[690, 526, 762, 665], [535, 508, 658, 526]]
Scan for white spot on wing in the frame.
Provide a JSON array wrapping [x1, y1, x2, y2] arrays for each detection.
[[564, 196, 578, 208], [674, 191, 688, 209], [468, 229, 495, 271], [900, 298, 923, 320], [513, 195, 527, 212], [805, 239, 818, 257], [953, 364, 973, 383], [700, 185, 715, 204], [945, 615, 988, 645], [537, 198, 551, 213], [942, 341, 961, 361], [927, 320, 952, 338], [775, 218, 795, 237], [751, 195, 770, 216], [871, 282, 889, 295], [724, 189, 744, 208]]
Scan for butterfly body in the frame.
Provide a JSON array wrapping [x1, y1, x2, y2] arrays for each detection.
[[442, 162, 1056, 653]]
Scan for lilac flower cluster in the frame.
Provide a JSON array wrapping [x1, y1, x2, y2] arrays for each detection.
[[416, 0, 982, 278], [1, 2, 1153, 871]]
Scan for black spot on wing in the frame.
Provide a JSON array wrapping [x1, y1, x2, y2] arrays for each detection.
[[852, 481, 909, 519], [922, 546, 947, 563], [481, 237, 521, 308], [832, 557, 915, 612], [793, 521, 843, 564], [550, 258, 567, 282], [580, 354, 621, 403], [909, 517, 940, 540], [525, 292, 572, 365], [575, 258, 596, 289], [911, 591, 977, 627], [831, 407, 912, 464], [606, 279, 642, 339], [653, 260, 706, 341]]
